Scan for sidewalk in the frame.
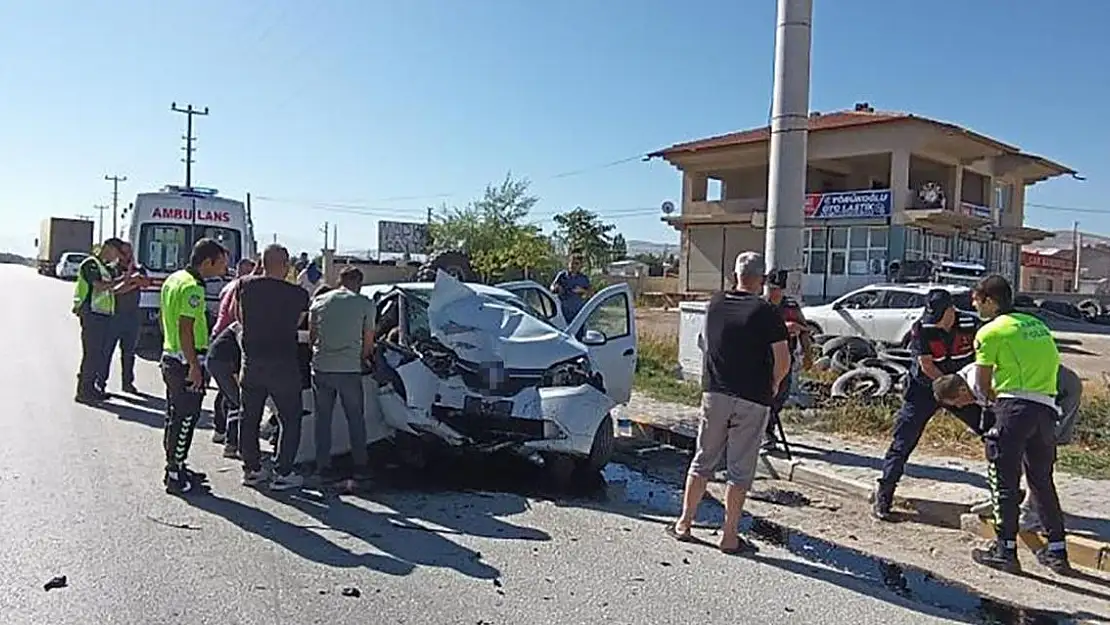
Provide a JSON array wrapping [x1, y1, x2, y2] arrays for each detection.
[[614, 391, 1110, 570]]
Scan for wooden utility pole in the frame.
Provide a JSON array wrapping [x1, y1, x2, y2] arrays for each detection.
[[105, 174, 127, 236], [171, 102, 209, 188], [92, 205, 109, 242]]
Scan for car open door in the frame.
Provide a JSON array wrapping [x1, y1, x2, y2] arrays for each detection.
[[495, 279, 566, 329], [565, 283, 636, 404]]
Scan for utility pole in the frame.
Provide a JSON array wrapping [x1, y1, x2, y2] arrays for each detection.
[[320, 221, 330, 250], [763, 0, 813, 299], [105, 174, 127, 236], [1073, 221, 1082, 291], [170, 102, 209, 188], [92, 205, 109, 242]]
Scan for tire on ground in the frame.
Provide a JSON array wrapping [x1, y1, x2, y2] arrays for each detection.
[[830, 367, 894, 399], [878, 347, 915, 364], [855, 356, 909, 379], [1076, 298, 1103, 320], [820, 335, 877, 360], [413, 250, 478, 283]]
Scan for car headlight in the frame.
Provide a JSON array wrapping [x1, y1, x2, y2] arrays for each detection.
[[541, 356, 593, 388]]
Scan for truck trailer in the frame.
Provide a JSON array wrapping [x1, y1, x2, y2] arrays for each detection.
[[35, 217, 94, 277]]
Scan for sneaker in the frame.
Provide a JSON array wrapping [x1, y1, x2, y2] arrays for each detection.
[[164, 468, 205, 496], [1035, 547, 1071, 574], [242, 467, 270, 487], [971, 540, 1021, 574], [222, 444, 241, 459], [212, 431, 227, 444], [183, 466, 208, 483], [871, 483, 895, 522], [269, 472, 305, 491], [122, 383, 139, 395]]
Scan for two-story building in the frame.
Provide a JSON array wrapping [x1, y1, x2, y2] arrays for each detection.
[[648, 103, 1076, 300]]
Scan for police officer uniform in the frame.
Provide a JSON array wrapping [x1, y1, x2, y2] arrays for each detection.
[[72, 252, 116, 402], [873, 289, 980, 519]]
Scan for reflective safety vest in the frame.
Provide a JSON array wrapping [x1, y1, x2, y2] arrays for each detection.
[[72, 256, 115, 316]]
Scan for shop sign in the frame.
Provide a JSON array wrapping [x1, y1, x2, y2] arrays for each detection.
[[804, 189, 892, 219], [1020, 251, 1072, 272], [958, 202, 992, 219]]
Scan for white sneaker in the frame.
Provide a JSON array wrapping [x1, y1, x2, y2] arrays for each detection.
[[269, 472, 304, 491], [242, 467, 270, 487]]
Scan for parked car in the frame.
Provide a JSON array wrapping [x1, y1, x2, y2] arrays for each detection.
[[294, 272, 638, 485], [54, 251, 90, 280], [802, 283, 974, 346]]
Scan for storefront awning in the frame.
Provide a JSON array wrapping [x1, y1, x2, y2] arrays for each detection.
[[989, 225, 1054, 245], [905, 209, 991, 232]]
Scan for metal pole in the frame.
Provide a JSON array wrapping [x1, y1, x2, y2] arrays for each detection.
[[1073, 221, 1081, 291], [763, 0, 813, 300]]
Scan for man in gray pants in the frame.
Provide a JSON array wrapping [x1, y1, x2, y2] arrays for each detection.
[[308, 265, 376, 480]]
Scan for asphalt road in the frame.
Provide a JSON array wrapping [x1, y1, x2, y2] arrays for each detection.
[[0, 265, 971, 625]]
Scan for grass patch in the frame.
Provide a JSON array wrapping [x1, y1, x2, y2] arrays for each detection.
[[634, 331, 701, 407], [634, 329, 1110, 479]]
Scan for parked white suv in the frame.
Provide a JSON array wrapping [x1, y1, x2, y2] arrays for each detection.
[[802, 283, 974, 346]]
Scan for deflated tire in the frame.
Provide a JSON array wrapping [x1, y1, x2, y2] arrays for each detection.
[[831, 367, 893, 399]]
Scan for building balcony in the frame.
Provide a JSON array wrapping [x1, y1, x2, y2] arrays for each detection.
[[682, 198, 766, 216]]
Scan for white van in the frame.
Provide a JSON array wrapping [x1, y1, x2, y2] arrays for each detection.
[[124, 185, 257, 334]]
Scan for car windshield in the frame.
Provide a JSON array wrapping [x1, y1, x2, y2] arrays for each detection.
[[402, 288, 550, 342]]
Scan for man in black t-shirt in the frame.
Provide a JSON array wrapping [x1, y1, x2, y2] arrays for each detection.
[[667, 251, 790, 556], [873, 288, 981, 520], [237, 244, 311, 491]]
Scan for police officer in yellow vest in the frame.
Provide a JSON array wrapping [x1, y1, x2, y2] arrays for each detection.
[[73, 238, 126, 403]]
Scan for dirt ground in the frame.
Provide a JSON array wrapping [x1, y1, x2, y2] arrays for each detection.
[[615, 442, 1110, 621], [635, 308, 1110, 382]]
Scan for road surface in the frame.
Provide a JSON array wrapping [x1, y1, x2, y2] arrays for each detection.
[[0, 265, 972, 624]]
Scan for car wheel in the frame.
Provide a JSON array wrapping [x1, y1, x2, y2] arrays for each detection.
[[582, 415, 615, 472]]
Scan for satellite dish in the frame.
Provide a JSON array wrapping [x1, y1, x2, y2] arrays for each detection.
[[661, 200, 675, 215]]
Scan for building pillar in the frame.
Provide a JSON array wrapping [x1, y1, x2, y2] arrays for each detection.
[[889, 149, 911, 225], [682, 173, 708, 205]]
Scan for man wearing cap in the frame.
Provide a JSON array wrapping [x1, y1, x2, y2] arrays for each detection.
[[872, 288, 982, 520], [668, 251, 790, 555], [763, 269, 812, 450]]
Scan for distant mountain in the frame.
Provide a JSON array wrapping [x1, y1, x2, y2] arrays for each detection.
[[626, 239, 678, 257], [0, 252, 33, 266], [1029, 230, 1110, 251]]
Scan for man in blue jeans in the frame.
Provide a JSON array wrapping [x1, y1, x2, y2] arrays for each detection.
[[308, 265, 375, 480], [102, 241, 148, 394]]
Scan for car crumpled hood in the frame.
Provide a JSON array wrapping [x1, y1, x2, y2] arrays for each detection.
[[425, 271, 587, 371]]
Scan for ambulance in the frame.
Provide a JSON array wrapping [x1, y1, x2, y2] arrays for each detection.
[[124, 185, 257, 336]]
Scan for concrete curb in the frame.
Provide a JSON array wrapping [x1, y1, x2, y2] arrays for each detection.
[[628, 417, 966, 526], [627, 416, 1110, 570], [960, 514, 1109, 573]]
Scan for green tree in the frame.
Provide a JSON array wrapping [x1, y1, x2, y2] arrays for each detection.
[[552, 207, 616, 271], [427, 173, 555, 281], [610, 233, 628, 261]]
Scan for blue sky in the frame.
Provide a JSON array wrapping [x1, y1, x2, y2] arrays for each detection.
[[2, 0, 1108, 257]]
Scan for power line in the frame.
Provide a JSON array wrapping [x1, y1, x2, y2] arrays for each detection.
[[105, 174, 127, 237], [171, 102, 209, 188], [1025, 201, 1110, 215]]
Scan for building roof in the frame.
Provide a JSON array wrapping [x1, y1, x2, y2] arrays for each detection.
[[647, 108, 1076, 179]]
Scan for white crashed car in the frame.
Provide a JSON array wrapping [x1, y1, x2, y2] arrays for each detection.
[[293, 271, 638, 484]]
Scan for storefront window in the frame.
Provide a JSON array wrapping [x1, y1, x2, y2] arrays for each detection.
[[904, 227, 925, 260], [804, 226, 889, 276]]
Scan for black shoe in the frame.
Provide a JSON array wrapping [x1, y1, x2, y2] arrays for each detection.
[[164, 468, 206, 496], [122, 383, 139, 395], [871, 483, 895, 521], [74, 392, 103, 405], [222, 444, 241, 459], [183, 466, 208, 483], [971, 540, 1021, 574], [1035, 547, 1071, 574]]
